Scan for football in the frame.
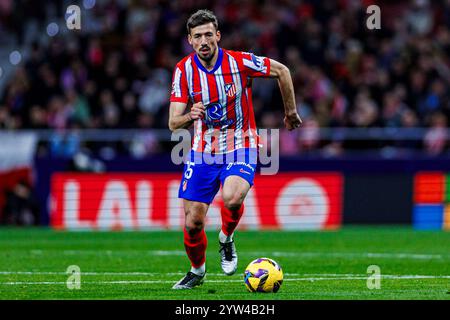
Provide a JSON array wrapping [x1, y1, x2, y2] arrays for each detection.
[[243, 258, 284, 293]]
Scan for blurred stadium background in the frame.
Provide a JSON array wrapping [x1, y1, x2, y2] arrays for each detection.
[[1, 0, 450, 301], [0, 0, 450, 231]]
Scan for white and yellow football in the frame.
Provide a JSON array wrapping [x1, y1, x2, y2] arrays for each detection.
[[243, 257, 283, 293]]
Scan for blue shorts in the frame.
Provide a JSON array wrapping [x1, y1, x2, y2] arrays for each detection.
[[178, 148, 257, 204]]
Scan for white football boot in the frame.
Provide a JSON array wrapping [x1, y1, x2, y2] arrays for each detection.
[[219, 240, 238, 275]]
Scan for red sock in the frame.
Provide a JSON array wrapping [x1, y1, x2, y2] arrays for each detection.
[[183, 227, 207, 268], [220, 203, 245, 236]]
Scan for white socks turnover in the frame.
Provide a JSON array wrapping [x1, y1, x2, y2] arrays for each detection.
[[190, 263, 206, 276], [189, 231, 235, 276], [219, 230, 234, 243]]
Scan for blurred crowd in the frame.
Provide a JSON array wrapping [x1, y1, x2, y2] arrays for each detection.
[[0, 0, 449, 158]]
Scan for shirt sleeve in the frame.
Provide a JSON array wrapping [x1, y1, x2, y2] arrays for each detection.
[[239, 51, 271, 78], [170, 65, 189, 104]]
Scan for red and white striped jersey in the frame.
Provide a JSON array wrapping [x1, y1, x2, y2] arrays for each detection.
[[170, 48, 271, 154]]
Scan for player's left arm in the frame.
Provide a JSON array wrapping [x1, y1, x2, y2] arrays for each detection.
[[268, 59, 302, 130]]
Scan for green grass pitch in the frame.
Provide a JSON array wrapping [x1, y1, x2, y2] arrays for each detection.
[[0, 227, 448, 300]]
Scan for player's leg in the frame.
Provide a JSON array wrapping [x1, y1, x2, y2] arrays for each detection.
[[218, 172, 254, 275], [219, 148, 256, 242], [183, 199, 209, 274], [173, 152, 221, 289], [221, 175, 250, 239], [173, 199, 209, 289]]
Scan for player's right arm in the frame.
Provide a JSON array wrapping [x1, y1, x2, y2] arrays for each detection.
[[168, 62, 205, 131], [168, 101, 205, 131]]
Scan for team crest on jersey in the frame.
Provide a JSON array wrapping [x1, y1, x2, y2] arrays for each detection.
[[224, 83, 236, 97]]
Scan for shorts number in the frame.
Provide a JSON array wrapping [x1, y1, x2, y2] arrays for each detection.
[[184, 162, 194, 179]]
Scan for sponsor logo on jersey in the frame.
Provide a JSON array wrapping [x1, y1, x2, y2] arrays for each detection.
[[243, 53, 267, 73], [204, 118, 234, 127], [226, 162, 255, 171], [206, 103, 223, 120], [191, 91, 202, 96], [204, 103, 235, 127]]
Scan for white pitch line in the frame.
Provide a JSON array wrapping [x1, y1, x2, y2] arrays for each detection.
[[267, 252, 445, 260], [1, 271, 449, 279], [2, 275, 450, 286], [0, 271, 240, 276], [0, 271, 188, 276], [1, 275, 449, 285], [56, 250, 447, 260]]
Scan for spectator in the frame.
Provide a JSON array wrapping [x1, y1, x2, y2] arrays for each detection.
[[423, 112, 448, 155], [1, 180, 39, 226], [0, 0, 448, 157]]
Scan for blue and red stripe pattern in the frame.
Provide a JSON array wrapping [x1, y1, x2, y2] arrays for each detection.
[[170, 48, 271, 154]]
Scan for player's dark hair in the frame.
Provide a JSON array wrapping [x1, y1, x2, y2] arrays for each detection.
[[187, 9, 218, 34]]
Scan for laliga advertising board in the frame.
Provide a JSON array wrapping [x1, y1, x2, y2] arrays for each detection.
[[50, 173, 343, 230]]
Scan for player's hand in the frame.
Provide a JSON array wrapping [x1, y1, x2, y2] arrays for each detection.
[[189, 102, 206, 120], [284, 111, 302, 131]]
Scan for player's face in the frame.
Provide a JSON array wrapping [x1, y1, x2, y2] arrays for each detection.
[[188, 23, 221, 63]]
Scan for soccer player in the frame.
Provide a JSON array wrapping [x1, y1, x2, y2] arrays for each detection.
[[169, 9, 302, 289]]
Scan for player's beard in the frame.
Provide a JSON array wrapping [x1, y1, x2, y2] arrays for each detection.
[[198, 45, 216, 63]]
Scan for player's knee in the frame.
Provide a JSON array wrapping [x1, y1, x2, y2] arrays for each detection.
[[223, 194, 244, 212], [185, 209, 205, 235], [185, 219, 204, 236]]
